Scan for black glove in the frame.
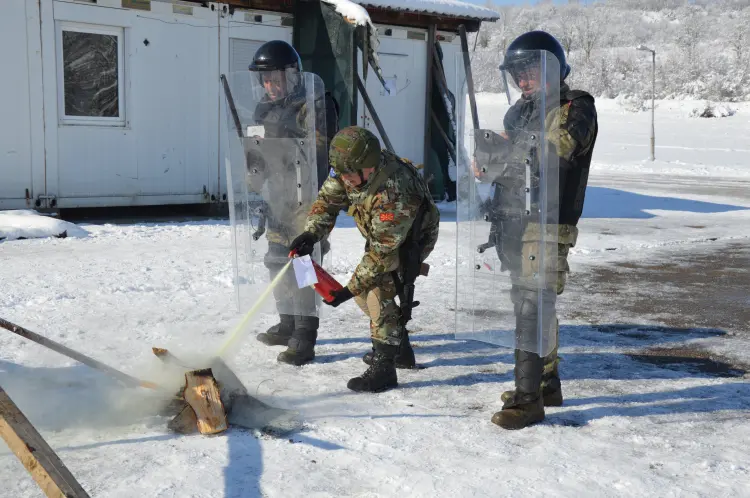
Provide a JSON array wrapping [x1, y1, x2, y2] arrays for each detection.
[[325, 287, 354, 308], [289, 232, 317, 257]]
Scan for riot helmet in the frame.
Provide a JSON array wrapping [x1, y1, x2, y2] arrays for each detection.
[[248, 40, 303, 102], [500, 31, 570, 99]]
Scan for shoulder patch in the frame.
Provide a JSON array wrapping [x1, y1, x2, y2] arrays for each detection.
[[379, 212, 395, 222]]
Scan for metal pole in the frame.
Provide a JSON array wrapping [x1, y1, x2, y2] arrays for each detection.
[[650, 51, 656, 162]]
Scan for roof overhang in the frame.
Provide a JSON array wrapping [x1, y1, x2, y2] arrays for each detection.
[[219, 0, 498, 33]]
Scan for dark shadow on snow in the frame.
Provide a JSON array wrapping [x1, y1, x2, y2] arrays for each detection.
[[224, 430, 263, 498], [581, 186, 748, 219], [312, 325, 736, 390], [546, 382, 750, 428]]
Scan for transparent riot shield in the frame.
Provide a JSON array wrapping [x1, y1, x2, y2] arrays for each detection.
[[454, 49, 561, 356], [223, 71, 327, 319]]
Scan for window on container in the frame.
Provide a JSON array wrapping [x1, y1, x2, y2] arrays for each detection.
[[57, 23, 125, 126]]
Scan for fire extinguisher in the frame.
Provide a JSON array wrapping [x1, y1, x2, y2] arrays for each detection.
[[289, 250, 344, 303]]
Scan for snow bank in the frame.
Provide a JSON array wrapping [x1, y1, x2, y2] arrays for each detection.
[[0, 210, 88, 241], [689, 101, 738, 118]]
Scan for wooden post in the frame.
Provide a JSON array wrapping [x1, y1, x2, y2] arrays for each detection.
[[0, 385, 90, 498], [423, 24, 436, 170]]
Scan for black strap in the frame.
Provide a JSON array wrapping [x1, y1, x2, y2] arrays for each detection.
[[366, 160, 401, 198], [392, 199, 428, 327]]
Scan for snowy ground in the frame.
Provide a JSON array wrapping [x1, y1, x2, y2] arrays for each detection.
[[2, 98, 750, 497]]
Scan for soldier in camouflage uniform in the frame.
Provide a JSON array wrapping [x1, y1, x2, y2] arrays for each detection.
[[289, 126, 440, 392], [472, 31, 598, 429], [248, 40, 339, 366]]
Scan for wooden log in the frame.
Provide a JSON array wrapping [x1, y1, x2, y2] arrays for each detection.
[[0, 385, 90, 498], [167, 404, 199, 435], [182, 369, 228, 435]]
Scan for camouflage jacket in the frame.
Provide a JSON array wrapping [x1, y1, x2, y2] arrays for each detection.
[[248, 88, 339, 245], [304, 151, 440, 296]]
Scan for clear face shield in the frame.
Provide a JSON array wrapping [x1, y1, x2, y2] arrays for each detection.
[[250, 67, 302, 102], [500, 52, 549, 103]]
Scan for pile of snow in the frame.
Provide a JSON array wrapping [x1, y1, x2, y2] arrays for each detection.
[[615, 94, 650, 113], [689, 101, 737, 119], [0, 210, 87, 242]]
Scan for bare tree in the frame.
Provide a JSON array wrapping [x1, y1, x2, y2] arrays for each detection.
[[676, 12, 706, 72], [557, 5, 581, 54], [728, 10, 749, 65], [575, 7, 603, 63]]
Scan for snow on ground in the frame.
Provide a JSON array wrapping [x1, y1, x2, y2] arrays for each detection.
[[1, 98, 750, 497], [0, 210, 88, 242]]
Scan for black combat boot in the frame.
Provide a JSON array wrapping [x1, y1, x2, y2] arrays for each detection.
[[277, 316, 318, 366], [492, 350, 545, 430], [362, 332, 416, 369], [501, 357, 562, 407], [256, 314, 294, 346], [348, 344, 398, 392]]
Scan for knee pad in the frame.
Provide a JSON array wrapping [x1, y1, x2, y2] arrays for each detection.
[[513, 288, 557, 340], [264, 242, 290, 269]]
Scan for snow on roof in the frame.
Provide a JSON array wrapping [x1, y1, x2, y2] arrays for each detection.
[[322, 1, 387, 87], [0, 210, 87, 242], [322, 0, 372, 27], [354, 0, 499, 21]]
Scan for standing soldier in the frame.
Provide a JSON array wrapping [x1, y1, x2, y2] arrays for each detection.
[[247, 40, 339, 366], [469, 31, 598, 429], [289, 126, 440, 392]]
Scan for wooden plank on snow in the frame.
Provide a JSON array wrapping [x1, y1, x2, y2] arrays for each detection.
[[0, 385, 90, 498]]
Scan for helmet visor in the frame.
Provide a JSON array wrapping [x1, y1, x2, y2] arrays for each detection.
[[499, 50, 559, 98], [249, 67, 301, 102]]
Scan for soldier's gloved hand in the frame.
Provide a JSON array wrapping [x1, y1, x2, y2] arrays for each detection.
[[289, 232, 317, 257], [325, 287, 354, 308]]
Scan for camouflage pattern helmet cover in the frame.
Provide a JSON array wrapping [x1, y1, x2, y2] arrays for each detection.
[[329, 126, 381, 174]]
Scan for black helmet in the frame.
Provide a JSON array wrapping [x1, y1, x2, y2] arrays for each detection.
[[249, 40, 302, 73], [500, 31, 570, 81]]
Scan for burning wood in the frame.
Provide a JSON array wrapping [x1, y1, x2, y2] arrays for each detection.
[[0, 318, 301, 439], [154, 348, 301, 436]]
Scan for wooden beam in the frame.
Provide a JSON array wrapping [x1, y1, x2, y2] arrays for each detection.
[[431, 111, 456, 163], [458, 25, 480, 130], [0, 318, 160, 391], [423, 24, 436, 169], [355, 73, 395, 154], [220, 0, 294, 13], [0, 385, 90, 498]]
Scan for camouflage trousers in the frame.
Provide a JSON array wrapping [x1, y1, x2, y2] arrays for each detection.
[[510, 223, 579, 372], [354, 272, 403, 347]]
